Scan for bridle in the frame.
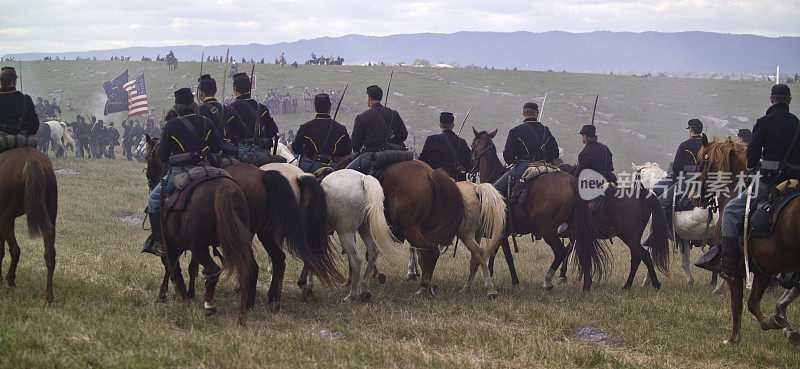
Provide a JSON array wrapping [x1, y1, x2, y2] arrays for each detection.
[[469, 133, 496, 182], [695, 149, 718, 209]]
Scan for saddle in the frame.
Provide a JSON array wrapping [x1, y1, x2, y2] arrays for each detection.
[[0, 134, 38, 154], [164, 166, 234, 213], [513, 161, 560, 205], [370, 150, 414, 180], [749, 180, 800, 238], [237, 151, 286, 167]]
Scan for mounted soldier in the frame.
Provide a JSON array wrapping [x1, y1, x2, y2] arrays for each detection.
[[227, 72, 277, 156], [418, 112, 471, 181], [709, 84, 800, 280], [0, 67, 39, 141], [196, 74, 246, 146], [346, 85, 408, 174], [292, 93, 352, 174], [492, 102, 559, 199], [573, 124, 616, 185], [141, 88, 223, 256]]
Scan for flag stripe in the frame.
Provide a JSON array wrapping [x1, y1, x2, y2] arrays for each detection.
[[124, 73, 149, 116]]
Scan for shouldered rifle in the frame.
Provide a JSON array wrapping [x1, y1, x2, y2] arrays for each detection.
[[384, 70, 394, 107], [456, 107, 472, 137], [17, 60, 22, 92], [333, 83, 348, 120], [200, 52, 204, 75], [221, 48, 230, 102], [590, 94, 599, 125], [538, 91, 548, 121]]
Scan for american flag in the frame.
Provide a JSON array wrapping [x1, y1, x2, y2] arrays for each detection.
[[123, 73, 149, 117]]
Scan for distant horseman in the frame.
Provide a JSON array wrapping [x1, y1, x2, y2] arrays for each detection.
[[292, 93, 352, 174]]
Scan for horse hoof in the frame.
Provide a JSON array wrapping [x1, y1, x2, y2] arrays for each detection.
[[182, 299, 191, 308], [344, 295, 357, 302], [545, 285, 554, 291], [359, 291, 372, 303], [205, 307, 217, 316], [237, 316, 246, 326], [621, 284, 631, 290], [557, 277, 568, 285], [187, 291, 196, 299], [652, 281, 662, 289], [786, 330, 800, 345], [687, 279, 695, 287], [377, 274, 387, 285], [415, 288, 426, 295], [769, 315, 788, 329], [430, 284, 440, 298], [301, 288, 315, 301], [269, 302, 281, 313], [459, 287, 470, 294], [487, 292, 498, 300], [406, 273, 418, 281], [511, 279, 520, 286], [157, 295, 167, 303], [722, 339, 738, 346]]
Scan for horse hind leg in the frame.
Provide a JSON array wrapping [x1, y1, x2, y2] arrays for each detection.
[[406, 247, 419, 281], [747, 273, 783, 331], [769, 287, 800, 345], [42, 227, 56, 303], [681, 241, 694, 286], [405, 227, 440, 297], [0, 222, 21, 288], [358, 226, 379, 302], [558, 240, 574, 285], [542, 233, 567, 291], [500, 236, 520, 286], [187, 255, 200, 299], [259, 231, 285, 313], [340, 231, 362, 301]]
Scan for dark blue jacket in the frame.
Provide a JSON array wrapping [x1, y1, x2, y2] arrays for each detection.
[[228, 93, 278, 143], [351, 102, 407, 152], [199, 97, 247, 142], [0, 88, 39, 135], [671, 135, 703, 176], [158, 113, 222, 163], [419, 129, 471, 177], [747, 103, 800, 169], [576, 140, 617, 183], [502, 117, 558, 164], [292, 113, 352, 159]]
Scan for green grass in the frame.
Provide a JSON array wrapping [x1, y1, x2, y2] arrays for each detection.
[[0, 156, 798, 368]]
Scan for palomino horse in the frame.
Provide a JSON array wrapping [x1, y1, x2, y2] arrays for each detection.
[[556, 163, 670, 290], [634, 162, 723, 290], [320, 169, 400, 301], [0, 147, 58, 302], [471, 129, 609, 291], [144, 139, 256, 324], [696, 135, 800, 345]]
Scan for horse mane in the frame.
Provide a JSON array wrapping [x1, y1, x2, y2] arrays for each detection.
[[704, 136, 747, 173]]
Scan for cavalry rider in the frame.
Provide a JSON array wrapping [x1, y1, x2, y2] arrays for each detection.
[[493, 102, 559, 199], [418, 112, 471, 181], [227, 72, 278, 154], [574, 124, 616, 185], [141, 88, 222, 256], [652, 119, 704, 224], [711, 84, 800, 280], [292, 93, 352, 174], [0, 67, 39, 140], [346, 85, 408, 174], [197, 74, 247, 144]]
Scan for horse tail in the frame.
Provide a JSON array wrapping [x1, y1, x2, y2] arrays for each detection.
[[423, 169, 464, 245], [361, 174, 402, 257], [475, 183, 506, 251], [296, 174, 340, 283], [569, 177, 611, 284], [214, 185, 254, 285], [639, 185, 670, 272], [22, 159, 53, 238]]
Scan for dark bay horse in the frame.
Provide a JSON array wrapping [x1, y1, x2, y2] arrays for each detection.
[[471, 129, 609, 291], [145, 139, 255, 324], [557, 163, 670, 289], [696, 136, 800, 345], [0, 147, 58, 302], [381, 160, 465, 295]]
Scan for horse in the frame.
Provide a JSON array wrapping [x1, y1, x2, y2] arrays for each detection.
[[132, 137, 148, 162], [556, 163, 670, 290], [144, 138, 256, 324], [319, 169, 400, 301], [166, 55, 178, 71], [471, 129, 609, 291], [259, 162, 338, 298], [0, 147, 58, 302], [275, 143, 296, 163], [41, 121, 68, 157], [634, 162, 723, 290], [695, 135, 800, 345]]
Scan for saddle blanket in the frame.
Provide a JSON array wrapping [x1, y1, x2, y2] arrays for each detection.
[[750, 189, 800, 238], [165, 166, 234, 212]]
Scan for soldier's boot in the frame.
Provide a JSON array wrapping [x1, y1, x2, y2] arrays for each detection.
[[717, 237, 740, 282], [141, 212, 166, 257]]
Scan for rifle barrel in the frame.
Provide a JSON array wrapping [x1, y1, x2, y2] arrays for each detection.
[[333, 83, 348, 120], [384, 70, 394, 107], [590, 94, 599, 126], [456, 107, 473, 136]]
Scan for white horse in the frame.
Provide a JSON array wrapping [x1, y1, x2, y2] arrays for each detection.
[[407, 182, 506, 298], [320, 169, 400, 301], [275, 142, 296, 164], [634, 162, 724, 291], [133, 137, 148, 162], [41, 121, 68, 156]]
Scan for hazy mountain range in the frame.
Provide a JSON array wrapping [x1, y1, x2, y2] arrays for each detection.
[[5, 31, 799, 73]]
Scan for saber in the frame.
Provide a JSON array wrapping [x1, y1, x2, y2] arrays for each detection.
[[220, 48, 230, 102], [17, 60, 22, 91], [384, 70, 394, 107], [672, 185, 679, 254], [333, 83, 348, 120], [456, 107, 473, 137], [200, 51, 204, 75], [743, 181, 754, 290], [249, 63, 256, 98], [590, 94, 599, 125], [538, 91, 548, 121]]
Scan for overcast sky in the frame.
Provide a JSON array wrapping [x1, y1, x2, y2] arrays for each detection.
[[2, 0, 799, 54]]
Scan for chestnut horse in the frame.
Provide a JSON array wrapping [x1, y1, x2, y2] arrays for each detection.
[[696, 135, 800, 345], [0, 147, 58, 302], [471, 129, 609, 291], [557, 163, 670, 290]]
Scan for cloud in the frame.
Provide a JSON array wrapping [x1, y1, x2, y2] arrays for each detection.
[[0, 0, 798, 54]]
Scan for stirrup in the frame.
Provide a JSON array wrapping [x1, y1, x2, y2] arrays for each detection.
[[141, 236, 166, 257]]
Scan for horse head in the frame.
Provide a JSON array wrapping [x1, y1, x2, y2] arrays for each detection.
[[144, 135, 164, 190], [694, 134, 748, 207]]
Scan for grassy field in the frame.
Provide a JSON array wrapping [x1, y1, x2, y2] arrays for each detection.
[[0, 155, 798, 368], [0, 59, 786, 169]]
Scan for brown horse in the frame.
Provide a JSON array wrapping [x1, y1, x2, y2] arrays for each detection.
[[556, 163, 670, 289], [146, 137, 339, 313], [471, 129, 609, 291], [696, 135, 800, 345], [144, 138, 256, 324], [381, 160, 465, 295], [0, 147, 58, 302]]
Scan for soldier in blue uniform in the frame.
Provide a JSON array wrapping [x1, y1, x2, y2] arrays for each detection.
[[0, 67, 39, 139], [651, 119, 704, 223], [196, 74, 247, 143], [493, 102, 559, 199], [227, 72, 277, 154], [346, 85, 408, 174], [418, 112, 471, 181], [141, 88, 222, 256], [292, 93, 352, 174], [712, 84, 800, 280], [574, 124, 616, 184]]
